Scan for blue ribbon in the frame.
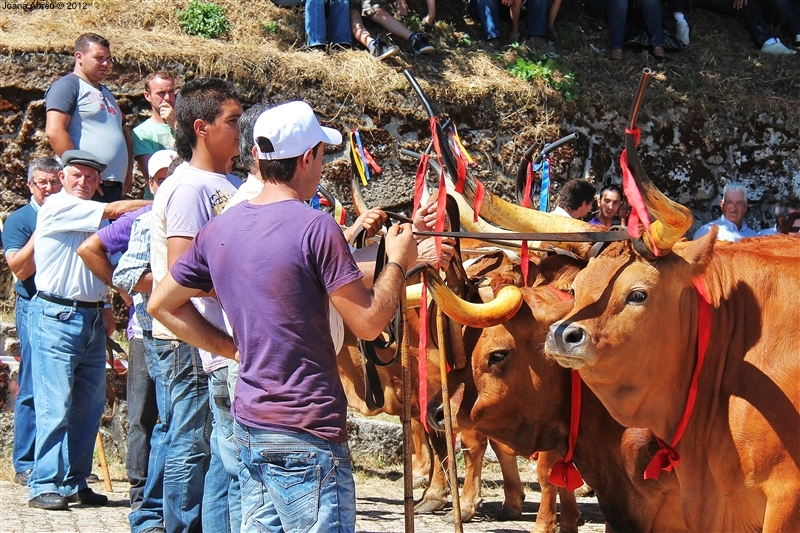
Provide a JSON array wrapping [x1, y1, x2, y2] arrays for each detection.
[[539, 155, 551, 212], [354, 130, 370, 182]]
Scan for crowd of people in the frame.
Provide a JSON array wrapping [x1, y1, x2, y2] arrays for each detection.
[[1, 26, 798, 533]]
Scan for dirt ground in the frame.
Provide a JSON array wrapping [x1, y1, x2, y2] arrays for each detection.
[[0, 461, 606, 533]]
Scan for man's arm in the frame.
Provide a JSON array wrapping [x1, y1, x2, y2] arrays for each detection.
[[330, 223, 417, 340], [45, 110, 75, 156], [103, 199, 151, 221], [77, 234, 132, 305], [123, 125, 134, 196], [148, 272, 237, 360], [5, 236, 36, 280], [167, 236, 214, 296]]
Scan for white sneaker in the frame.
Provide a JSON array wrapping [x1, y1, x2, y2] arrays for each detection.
[[761, 40, 797, 55], [676, 20, 689, 46]]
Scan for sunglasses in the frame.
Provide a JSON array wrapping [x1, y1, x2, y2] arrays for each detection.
[[789, 226, 800, 233]]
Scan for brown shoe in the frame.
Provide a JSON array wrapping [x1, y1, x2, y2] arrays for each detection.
[[527, 35, 556, 54]]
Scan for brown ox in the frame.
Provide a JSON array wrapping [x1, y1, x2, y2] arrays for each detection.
[[544, 84, 800, 530], [546, 232, 800, 531], [427, 258, 686, 533], [337, 249, 528, 522]]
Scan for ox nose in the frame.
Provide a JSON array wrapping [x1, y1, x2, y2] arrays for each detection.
[[548, 321, 587, 353], [427, 401, 446, 432]]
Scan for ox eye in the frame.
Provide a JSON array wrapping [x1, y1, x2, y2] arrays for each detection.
[[626, 290, 648, 304], [488, 350, 510, 367]]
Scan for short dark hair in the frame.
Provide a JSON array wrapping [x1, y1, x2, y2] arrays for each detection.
[[775, 197, 800, 218], [779, 212, 800, 234], [143, 71, 175, 93], [257, 142, 323, 183], [598, 184, 622, 198], [27, 157, 61, 182], [238, 103, 268, 172], [174, 78, 240, 160], [74, 33, 110, 54], [558, 179, 596, 211]]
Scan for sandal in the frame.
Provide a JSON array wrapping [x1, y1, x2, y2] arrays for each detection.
[[610, 48, 623, 60]]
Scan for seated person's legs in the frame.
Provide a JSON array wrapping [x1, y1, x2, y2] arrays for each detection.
[[469, 0, 502, 47]]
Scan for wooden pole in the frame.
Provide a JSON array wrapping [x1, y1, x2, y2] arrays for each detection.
[[400, 291, 415, 533], [437, 309, 463, 532], [96, 432, 112, 492]]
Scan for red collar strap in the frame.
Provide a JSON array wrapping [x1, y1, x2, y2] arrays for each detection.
[[620, 127, 659, 256], [644, 277, 711, 480], [549, 369, 585, 491], [418, 270, 430, 432]]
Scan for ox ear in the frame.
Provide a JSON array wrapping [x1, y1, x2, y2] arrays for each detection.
[[678, 226, 717, 276]]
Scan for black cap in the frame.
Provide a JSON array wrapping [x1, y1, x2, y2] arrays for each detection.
[[61, 150, 107, 174]]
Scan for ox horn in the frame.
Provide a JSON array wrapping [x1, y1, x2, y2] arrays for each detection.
[[626, 70, 693, 253], [456, 164, 597, 259], [424, 266, 523, 328], [350, 161, 369, 217]]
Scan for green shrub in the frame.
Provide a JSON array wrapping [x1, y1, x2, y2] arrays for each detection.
[[507, 57, 581, 102], [178, 0, 230, 39], [262, 21, 280, 35]]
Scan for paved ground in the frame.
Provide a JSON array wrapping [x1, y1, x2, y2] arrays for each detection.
[[0, 468, 606, 533]]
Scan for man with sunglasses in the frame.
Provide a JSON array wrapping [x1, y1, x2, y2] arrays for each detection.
[[2, 157, 63, 490]]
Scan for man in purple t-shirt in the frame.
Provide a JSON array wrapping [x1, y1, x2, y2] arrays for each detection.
[[149, 101, 418, 533]]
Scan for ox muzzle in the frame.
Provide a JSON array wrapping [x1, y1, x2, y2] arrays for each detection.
[[545, 319, 592, 369]]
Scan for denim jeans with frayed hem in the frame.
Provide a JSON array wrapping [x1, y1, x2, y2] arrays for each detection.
[[12, 295, 36, 476], [153, 338, 211, 533], [126, 336, 159, 508], [28, 296, 106, 500], [203, 364, 241, 533], [235, 422, 356, 533], [305, 0, 352, 46], [129, 332, 171, 532]]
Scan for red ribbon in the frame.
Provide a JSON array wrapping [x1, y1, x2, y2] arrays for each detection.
[[620, 127, 658, 256], [413, 154, 430, 214], [473, 179, 485, 222], [519, 160, 535, 286], [362, 146, 381, 174], [644, 278, 711, 480], [454, 147, 467, 194], [418, 271, 429, 433], [549, 369, 585, 492]]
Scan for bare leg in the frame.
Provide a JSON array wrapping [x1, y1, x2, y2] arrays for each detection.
[[395, 0, 408, 17], [548, 0, 562, 35], [509, 0, 522, 41], [422, 0, 436, 27], [370, 7, 414, 41], [351, 7, 375, 48]]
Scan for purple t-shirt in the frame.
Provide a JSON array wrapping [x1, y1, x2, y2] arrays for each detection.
[[97, 205, 152, 255], [171, 199, 364, 442]]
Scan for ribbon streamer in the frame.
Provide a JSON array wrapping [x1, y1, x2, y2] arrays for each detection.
[[620, 127, 658, 255]]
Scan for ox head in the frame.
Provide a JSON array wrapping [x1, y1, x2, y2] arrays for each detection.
[[544, 229, 717, 429], [426, 256, 583, 455]]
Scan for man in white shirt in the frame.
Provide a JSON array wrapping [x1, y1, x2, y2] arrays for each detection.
[[27, 150, 148, 510], [693, 183, 758, 242]]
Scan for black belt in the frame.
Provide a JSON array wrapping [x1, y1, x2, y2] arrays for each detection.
[[37, 292, 105, 309], [102, 181, 123, 188]]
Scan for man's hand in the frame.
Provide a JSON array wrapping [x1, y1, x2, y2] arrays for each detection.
[[384, 223, 418, 272], [417, 236, 457, 270], [343, 207, 387, 243], [103, 307, 116, 337], [413, 198, 451, 241], [159, 101, 177, 130]]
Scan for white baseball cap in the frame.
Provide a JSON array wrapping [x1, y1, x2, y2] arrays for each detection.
[[253, 101, 342, 161], [148, 149, 178, 179]]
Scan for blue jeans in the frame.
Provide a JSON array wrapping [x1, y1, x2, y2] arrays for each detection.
[[129, 332, 171, 532], [153, 338, 211, 533], [126, 336, 159, 507], [526, 0, 550, 37], [235, 422, 356, 533], [605, 0, 665, 49], [12, 295, 36, 476], [203, 364, 241, 533], [305, 0, 351, 46], [468, 0, 501, 40], [28, 296, 106, 499]]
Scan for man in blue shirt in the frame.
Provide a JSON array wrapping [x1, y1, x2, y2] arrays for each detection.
[[2, 157, 62, 487]]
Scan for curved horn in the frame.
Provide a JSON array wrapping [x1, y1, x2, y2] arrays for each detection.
[[626, 70, 693, 253], [350, 159, 369, 217], [406, 283, 422, 308], [425, 266, 523, 328], [456, 176, 597, 258]]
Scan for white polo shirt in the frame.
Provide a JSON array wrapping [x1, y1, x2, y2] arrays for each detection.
[[34, 190, 108, 302]]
